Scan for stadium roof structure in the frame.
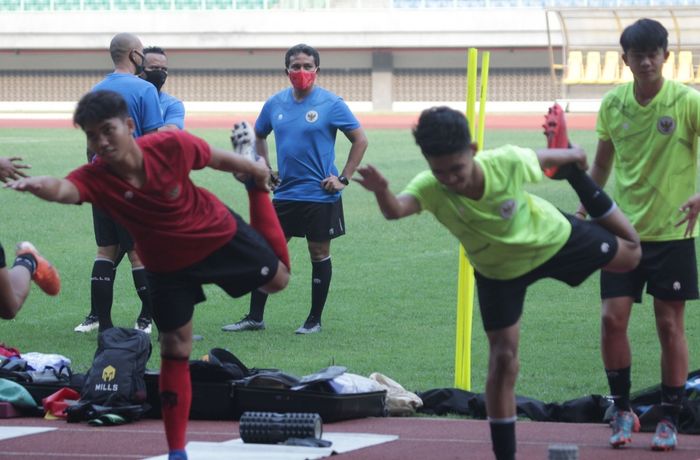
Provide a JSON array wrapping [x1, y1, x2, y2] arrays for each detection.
[[545, 7, 700, 85], [546, 7, 700, 51]]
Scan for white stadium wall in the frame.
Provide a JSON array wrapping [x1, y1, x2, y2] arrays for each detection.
[[0, 5, 698, 113]]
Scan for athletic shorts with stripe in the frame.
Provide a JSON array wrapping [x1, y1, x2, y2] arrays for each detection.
[[273, 199, 345, 242], [600, 239, 698, 303], [147, 211, 280, 332], [476, 213, 618, 331]]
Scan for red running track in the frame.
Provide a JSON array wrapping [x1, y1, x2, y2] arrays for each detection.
[[1, 415, 699, 459]]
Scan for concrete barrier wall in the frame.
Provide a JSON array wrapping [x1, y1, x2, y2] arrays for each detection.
[[0, 9, 559, 51]]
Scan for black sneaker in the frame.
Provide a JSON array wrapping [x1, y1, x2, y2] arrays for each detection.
[[221, 316, 266, 332]]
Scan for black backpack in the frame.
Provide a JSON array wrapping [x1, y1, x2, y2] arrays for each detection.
[[189, 348, 253, 382], [67, 327, 151, 423]]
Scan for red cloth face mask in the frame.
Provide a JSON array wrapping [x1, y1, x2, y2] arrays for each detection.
[[288, 70, 317, 91]]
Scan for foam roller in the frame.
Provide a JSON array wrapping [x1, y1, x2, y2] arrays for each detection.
[[239, 411, 323, 444]]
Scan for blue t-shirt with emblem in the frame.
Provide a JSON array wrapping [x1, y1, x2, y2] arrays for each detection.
[[255, 86, 360, 202], [92, 73, 163, 137]]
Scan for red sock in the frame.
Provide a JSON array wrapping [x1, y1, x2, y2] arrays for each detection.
[[159, 357, 191, 452], [248, 189, 290, 270]]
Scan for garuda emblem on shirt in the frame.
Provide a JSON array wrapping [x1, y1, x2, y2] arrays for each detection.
[[167, 185, 181, 199], [305, 110, 319, 123], [499, 199, 516, 219], [657, 116, 676, 135]]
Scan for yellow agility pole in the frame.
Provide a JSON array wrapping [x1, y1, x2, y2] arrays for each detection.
[[454, 48, 479, 390], [477, 51, 490, 150]]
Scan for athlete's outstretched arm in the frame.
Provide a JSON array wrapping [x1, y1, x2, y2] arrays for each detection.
[[0, 156, 30, 183], [354, 164, 421, 220], [5, 176, 80, 204]]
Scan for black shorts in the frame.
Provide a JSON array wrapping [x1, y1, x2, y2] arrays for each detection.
[[273, 199, 345, 242], [92, 206, 134, 250], [147, 212, 279, 332], [0, 242, 5, 269], [600, 239, 698, 303], [476, 214, 618, 331]]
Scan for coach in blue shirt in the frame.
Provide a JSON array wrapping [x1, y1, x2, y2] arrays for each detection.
[[222, 43, 368, 335]]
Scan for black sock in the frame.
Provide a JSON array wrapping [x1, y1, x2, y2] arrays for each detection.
[[249, 290, 268, 322], [606, 367, 631, 411], [661, 384, 684, 427], [308, 257, 332, 323], [132, 267, 152, 320], [91, 259, 115, 331], [489, 418, 516, 460], [567, 168, 615, 219], [12, 254, 36, 276]]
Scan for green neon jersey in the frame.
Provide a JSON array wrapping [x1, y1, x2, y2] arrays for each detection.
[[402, 145, 571, 280], [597, 80, 700, 241]]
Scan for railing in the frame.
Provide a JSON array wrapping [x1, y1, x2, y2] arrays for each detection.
[[2, 0, 699, 12]]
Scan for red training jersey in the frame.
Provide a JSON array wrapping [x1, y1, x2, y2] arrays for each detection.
[[67, 130, 237, 273]]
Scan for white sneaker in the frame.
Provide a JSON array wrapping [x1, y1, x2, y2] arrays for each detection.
[[134, 317, 152, 334], [74, 314, 99, 333], [295, 322, 321, 335], [230, 121, 257, 160], [221, 316, 266, 332]]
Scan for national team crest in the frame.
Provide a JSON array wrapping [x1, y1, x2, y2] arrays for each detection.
[[657, 116, 675, 135], [499, 199, 516, 219], [305, 110, 319, 123]]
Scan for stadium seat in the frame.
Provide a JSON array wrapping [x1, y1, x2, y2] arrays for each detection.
[[581, 51, 601, 84], [115, 0, 141, 9], [676, 51, 695, 83], [205, 0, 232, 8], [563, 51, 584, 85], [144, 0, 171, 9], [173, 0, 201, 9], [235, 0, 264, 7], [619, 63, 633, 83], [54, 0, 81, 9], [0, 0, 21, 9], [23, 0, 50, 10], [662, 50, 675, 80], [598, 51, 620, 84], [84, 0, 110, 9]]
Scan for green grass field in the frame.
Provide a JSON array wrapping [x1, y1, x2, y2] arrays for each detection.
[[1, 126, 699, 405]]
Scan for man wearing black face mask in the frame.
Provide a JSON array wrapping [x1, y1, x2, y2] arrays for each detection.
[[73, 33, 164, 336], [142, 46, 185, 130]]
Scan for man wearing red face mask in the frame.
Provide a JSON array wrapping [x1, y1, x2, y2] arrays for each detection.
[[222, 43, 368, 335]]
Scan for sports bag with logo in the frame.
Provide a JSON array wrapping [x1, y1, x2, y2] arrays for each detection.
[[79, 327, 151, 407]]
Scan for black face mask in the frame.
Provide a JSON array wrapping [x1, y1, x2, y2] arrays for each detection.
[[144, 69, 167, 92], [130, 51, 145, 76]]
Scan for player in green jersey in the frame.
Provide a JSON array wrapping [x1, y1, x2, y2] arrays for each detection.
[[356, 106, 641, 460], [578, 18, 700, 451]]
